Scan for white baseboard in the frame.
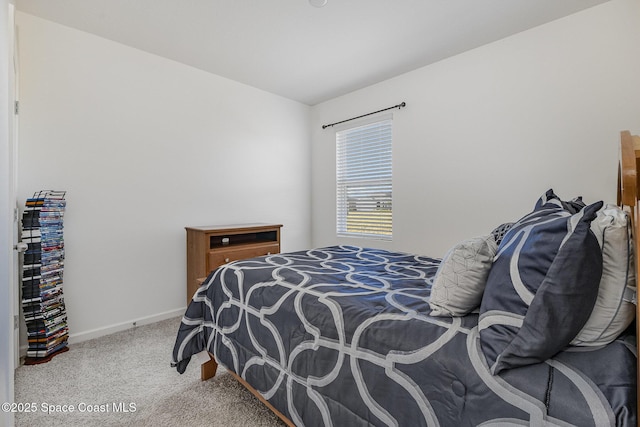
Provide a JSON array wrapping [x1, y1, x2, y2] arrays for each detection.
[[68, 308, 186, 344], [19, 307, 186, 356]]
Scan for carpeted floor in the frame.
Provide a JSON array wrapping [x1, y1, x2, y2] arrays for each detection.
[[14, 317, 286, 427]]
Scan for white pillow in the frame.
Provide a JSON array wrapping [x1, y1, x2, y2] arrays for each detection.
[[572, 205, 636, 346], [429, 235, 497, 317]]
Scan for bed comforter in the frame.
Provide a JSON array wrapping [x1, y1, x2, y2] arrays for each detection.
[[171, 246, 637, 426]]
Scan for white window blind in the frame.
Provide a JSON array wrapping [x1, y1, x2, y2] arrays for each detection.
[[336, 118, 392, 239]]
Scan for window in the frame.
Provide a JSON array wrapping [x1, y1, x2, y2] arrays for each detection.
[[336, 118, 392, 240]]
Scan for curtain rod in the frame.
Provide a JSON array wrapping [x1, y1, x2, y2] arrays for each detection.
[[321, 102, 406, 129]]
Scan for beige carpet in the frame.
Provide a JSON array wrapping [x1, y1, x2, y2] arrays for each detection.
[[14, 317, 286, 427]]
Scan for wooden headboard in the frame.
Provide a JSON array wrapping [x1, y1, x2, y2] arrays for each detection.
[[617, 130, 640, 426]]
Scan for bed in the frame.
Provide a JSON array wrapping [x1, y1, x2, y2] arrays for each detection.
[[172, 131, 640, 426]]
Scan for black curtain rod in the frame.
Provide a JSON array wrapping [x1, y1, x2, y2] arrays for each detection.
[[321, 102, 406, 129]]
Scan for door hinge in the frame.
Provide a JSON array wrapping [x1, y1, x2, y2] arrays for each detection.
[[14, 101, 19, 115], [14, 315, 18, 330]]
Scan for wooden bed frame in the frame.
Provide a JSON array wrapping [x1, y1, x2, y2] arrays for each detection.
[[201, 355, 294, 426], [199, 130, 640, 427], [619, 130, 640, 427]]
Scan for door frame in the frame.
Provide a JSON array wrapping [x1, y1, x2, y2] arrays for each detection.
[[1, 1, 17, 426], [10, 0, 19, 369]]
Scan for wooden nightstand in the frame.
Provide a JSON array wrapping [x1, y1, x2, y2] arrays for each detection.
[[185, 223, 282, 303]]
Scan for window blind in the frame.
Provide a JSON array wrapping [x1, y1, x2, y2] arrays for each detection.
[[336, 118, 392, 239]]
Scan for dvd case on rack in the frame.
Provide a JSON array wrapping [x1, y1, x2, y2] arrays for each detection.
[[21, 190, 69, 362]]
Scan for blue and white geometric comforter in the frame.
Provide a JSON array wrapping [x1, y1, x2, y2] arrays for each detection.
[[172, 246, 636, 426]]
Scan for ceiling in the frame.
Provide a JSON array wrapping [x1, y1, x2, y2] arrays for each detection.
[[15, 0, 610, 106]]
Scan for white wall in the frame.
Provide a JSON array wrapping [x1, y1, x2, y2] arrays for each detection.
[[1, 1, 16, 426], [15, 0, 640, 344], [311, 0, 640, 257], [16, 12, 311, 341]]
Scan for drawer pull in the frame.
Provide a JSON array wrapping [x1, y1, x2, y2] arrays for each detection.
[[267, 252, 271, 255], [225, 258, 230, 263]]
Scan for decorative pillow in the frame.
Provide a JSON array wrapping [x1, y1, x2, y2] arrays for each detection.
[[572, 205, 636, 346], [479, 190, 603, 375], [533, 193, 586, 214], [490, 222, 514, 246], [429, 235, 498, 317], [563, 197, 586, 214]]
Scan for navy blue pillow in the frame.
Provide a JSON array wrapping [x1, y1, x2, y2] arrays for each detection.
[[479, 190, 603, 374]]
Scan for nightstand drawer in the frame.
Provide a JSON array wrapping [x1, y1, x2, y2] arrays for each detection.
[[208, 243, 280, 269]]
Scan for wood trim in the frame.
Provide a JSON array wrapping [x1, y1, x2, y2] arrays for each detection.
[[620, 131, 637, 208]]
